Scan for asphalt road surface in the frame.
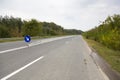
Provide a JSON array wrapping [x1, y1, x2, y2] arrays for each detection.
[[0, 36, 109, 80]]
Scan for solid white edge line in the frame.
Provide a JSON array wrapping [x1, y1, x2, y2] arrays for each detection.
[[81, 36, 109, 80], [97, 66, 110, 80], [0, 56, 44, 80], [0, 36, 73, 54]]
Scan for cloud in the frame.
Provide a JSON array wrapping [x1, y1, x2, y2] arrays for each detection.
[[0, 0, 120, 31]]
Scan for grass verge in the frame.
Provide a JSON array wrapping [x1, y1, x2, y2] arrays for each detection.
[[83, 37, 120, 73], [0, 35, 66, 43], [0, 38, 23, 43]]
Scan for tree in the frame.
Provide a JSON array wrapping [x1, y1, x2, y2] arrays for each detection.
[[0, 25, 10, 38], [83, 14, 120, 50], [22, 19, 42, 36]]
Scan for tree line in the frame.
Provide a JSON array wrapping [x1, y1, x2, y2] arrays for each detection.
[[0, 15, 83, 38], [83, 14, 120, 51]]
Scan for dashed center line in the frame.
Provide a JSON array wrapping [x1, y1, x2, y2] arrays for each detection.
[[0, 56, 44, 80]]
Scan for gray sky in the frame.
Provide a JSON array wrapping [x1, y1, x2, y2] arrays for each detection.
[[0, 0, 120, 31]]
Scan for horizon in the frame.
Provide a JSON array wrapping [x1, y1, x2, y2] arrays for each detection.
[[0, 0, 120, 31]]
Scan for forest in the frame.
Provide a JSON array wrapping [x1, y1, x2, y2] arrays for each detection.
[[0, 15, 82, 38], [83, 14, 120, 51]]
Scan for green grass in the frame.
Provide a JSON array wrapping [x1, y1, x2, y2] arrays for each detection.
[[0, 38, 23, 43], [0, 35, 66, 43], [83, 37, 120, 73]]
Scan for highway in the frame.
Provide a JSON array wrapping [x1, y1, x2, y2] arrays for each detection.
[[0, 36, 109, 80]]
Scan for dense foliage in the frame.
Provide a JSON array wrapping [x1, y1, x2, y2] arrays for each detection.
[[83, 14, 120, 51], [0, 15, 82, 38], [64, 29, 82, 35]]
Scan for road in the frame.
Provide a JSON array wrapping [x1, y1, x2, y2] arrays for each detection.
[[0, 36, 109, 80]]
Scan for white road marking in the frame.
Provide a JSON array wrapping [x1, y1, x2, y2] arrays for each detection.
[[98, 66, 110, 80], [81, 36, 92, 54], [0, 46, 27, 54], [65, 41, 69, 44], [0, 56, 44, 80], [0, 36, 73, 54]]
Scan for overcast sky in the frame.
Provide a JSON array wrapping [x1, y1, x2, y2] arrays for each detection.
[[0, 0, 120, 31]]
